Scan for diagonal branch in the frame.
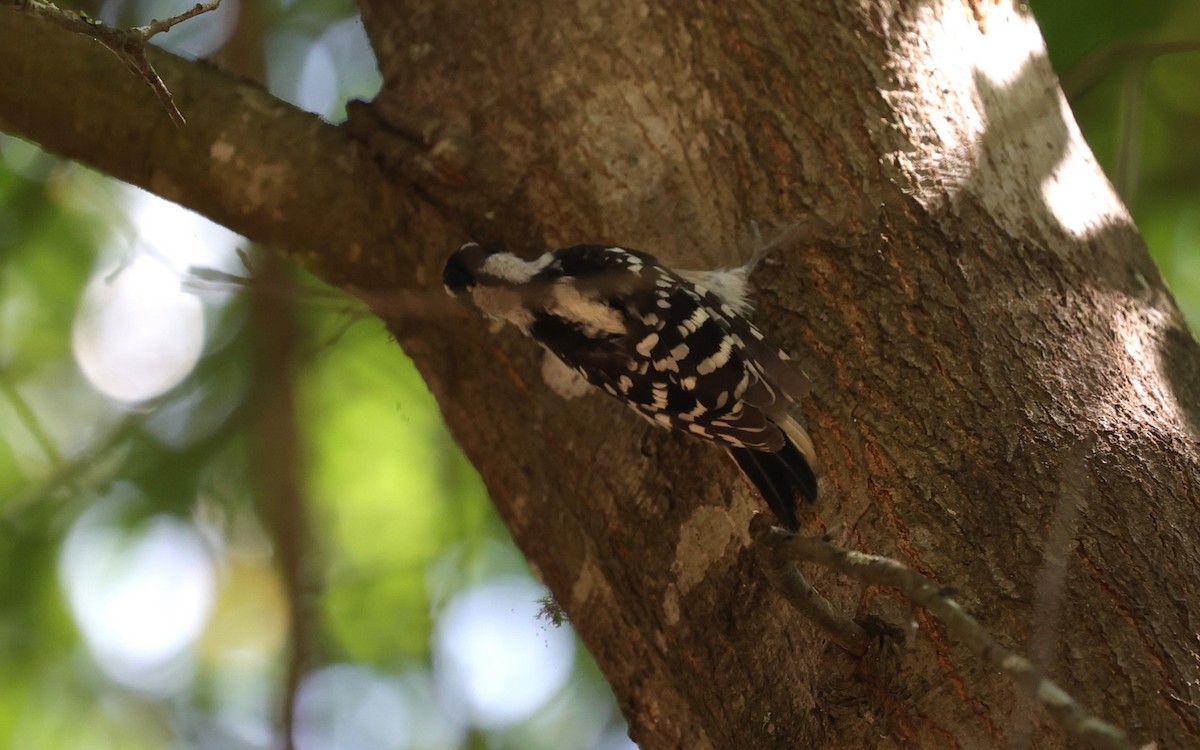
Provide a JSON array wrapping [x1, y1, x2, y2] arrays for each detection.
[[5, 0, 222, 126], [0, 8, 408, 292], [1063, 38, 1200, 100], [753, 521, 1135, 750], [753, 535, 870, 656]]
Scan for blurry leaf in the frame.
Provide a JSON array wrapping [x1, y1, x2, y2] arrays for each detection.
[[1032, 0, 1172, 69], [0, 188, 98, 369], [197, 554, 289, 670], [298, 316, 494, 661]]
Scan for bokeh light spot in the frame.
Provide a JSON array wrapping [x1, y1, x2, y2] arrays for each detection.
[[434, 577, 575, 729], [72, 255, 205, 403], [294, 664, 410, 750], [58, 485, 216, 693]]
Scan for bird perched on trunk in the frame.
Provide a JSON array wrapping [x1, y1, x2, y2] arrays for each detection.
[[443, 242, 817, 530]]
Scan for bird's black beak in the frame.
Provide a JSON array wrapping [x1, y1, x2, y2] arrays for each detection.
[[443, 245, 478, 297]]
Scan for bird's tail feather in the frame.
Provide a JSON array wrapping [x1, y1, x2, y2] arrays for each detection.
[[729, 417, 818, 531]]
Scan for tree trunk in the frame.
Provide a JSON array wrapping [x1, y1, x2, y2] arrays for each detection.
[[3, 1, 1199, 748]]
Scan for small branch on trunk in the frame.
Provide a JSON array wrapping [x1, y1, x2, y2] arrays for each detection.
[[753, 534, 870, 656], [4, 0, 222, 126], [753, 521, 1136, 750]]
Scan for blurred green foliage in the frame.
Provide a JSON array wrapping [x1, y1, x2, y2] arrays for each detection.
[[0, 1, 1197, 749], [1035, 0, 1200, 324]]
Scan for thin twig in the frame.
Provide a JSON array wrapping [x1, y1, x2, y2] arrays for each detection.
[[138, 2, 219, 37], [6, 0, 223, 126], [248, 251, 318, 750], [1062, 39, 1200, 100], [1113, 60, 1147, 206], [753, 529, 870, 655], [754, 525, 1135, 750], [0, 372, 62, 464], [347, 283, 473, 322], [3, 409, 149, 521], [1009, 439, 1094, 749], [185, 266, 361, 303]]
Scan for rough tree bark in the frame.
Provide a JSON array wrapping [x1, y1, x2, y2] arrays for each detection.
[[2, 1, 1199, 748]]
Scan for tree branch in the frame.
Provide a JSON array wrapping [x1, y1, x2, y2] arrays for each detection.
[[753, 533, 870, 656], [753, 523, 1135, 750], [5, 0, 222, 126], [248, 252, 318, 750], [1063, 38, 1200, 99], [0, 7, 415, 291]]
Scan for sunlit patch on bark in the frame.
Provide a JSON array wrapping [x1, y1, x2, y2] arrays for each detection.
[[1041, 138, 1130, 238]]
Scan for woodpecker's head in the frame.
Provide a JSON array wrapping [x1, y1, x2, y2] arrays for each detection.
[[443, 242, 502, 299], [443, 243, 550, 327]]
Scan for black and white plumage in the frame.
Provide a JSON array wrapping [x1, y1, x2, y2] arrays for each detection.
[[442, 242, 817, 529]]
